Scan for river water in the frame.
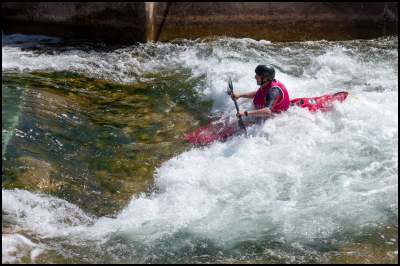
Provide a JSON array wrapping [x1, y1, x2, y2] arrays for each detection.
[[2, 34, 398, 263]]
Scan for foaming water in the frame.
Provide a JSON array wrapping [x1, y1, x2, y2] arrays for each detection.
[[2, 233, 42, 264], [2, 34, 398, 263]]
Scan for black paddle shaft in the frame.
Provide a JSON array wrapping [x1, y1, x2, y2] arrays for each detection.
[[227, 78, 247, 134]]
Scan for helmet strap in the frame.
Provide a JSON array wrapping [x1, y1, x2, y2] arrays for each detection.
[[260, 77, 269, 85]]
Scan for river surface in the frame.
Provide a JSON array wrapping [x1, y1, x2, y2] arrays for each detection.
[[2, 34, 398, 263]]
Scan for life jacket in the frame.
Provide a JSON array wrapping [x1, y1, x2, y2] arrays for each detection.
[[253, 79, 290, 113]]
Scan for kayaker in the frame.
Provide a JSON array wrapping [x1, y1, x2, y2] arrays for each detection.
[[229, 65, 290, 120]]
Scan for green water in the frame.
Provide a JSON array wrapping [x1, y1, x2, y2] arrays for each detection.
[[2, 70, 213, 216]]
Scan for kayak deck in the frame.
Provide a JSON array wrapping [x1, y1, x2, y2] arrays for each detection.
[[290, 91, 348, 112]]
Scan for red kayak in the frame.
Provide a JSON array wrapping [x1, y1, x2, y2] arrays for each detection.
[[289, 91, 348, 112], [185, 91, 349, 145]]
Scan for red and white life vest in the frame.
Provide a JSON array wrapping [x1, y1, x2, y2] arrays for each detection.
[[253, 79, 290, 113]]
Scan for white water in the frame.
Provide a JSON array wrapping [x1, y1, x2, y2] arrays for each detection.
[[2, 233, 43, 264], [2, 34, 398, 263]]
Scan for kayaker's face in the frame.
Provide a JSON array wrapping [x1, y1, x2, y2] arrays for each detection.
[[255, 74, 263, 85]]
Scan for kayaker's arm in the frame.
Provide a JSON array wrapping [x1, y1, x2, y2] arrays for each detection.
[[230, 91, 256, 100], [237, 87, 282, 118], [238, 107, 273, 117]]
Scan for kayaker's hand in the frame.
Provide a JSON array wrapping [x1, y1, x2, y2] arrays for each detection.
[[236, 111, 245, 118], [228, 92, 240, 100]]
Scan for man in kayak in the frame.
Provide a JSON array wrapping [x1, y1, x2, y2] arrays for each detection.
[[185, 65, 348, 145], [229, 65, 290, 121]]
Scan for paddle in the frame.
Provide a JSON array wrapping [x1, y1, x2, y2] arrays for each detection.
[[227, 78, 247, 135]]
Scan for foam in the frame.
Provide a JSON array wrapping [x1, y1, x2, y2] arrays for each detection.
[[2, 233, 42, 264], [2, 34, 398, 262]]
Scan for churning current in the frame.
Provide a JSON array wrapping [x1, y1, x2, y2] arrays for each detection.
[[2, 34, 398, 263]]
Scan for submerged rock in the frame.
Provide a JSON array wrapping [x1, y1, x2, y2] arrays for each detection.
[[2, 71, 212, 216]]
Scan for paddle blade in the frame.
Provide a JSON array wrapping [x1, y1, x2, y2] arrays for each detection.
[[228, 78, 233, 92]]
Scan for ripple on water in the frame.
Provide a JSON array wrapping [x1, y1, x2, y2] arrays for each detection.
[[2, 34, 398, 263]]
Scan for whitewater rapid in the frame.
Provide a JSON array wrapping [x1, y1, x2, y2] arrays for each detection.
[[2, 34, 398, 263]]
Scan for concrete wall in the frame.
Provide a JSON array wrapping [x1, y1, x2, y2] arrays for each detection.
[[2, 2, 147, 43], [2, 2, 398, 43], [152, 2, 398, 42]]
